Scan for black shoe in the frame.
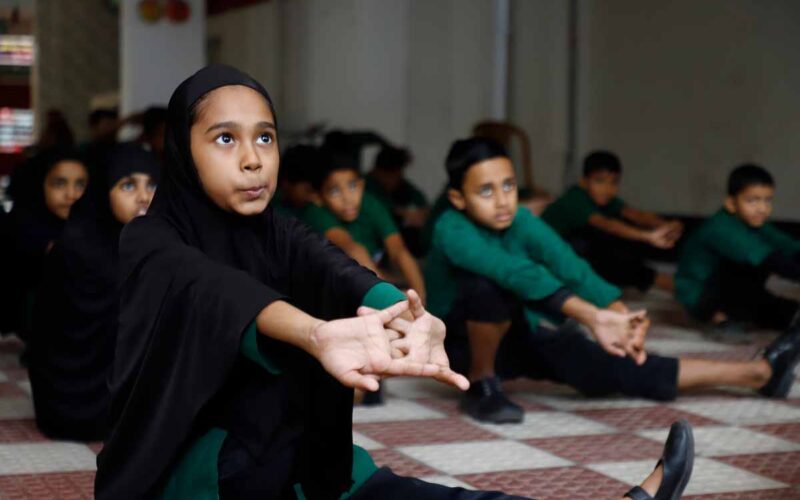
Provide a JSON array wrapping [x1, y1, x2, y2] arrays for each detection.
[[625, 419, 695, 500], [459, 376, 523, 424], [759, 324, 800, 398]]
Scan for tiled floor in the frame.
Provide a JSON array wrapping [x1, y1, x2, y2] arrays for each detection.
[[0, 288, 799, 498]]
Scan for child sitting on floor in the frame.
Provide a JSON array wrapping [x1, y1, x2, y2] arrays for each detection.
[[542, 151, 682, 292], [303, 147, 426, 301], [676, 164, 800, 336], [426, 138, 800, 424]]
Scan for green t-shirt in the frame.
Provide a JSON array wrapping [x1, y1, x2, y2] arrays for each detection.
[[675, 208, 800, 309], [158, 282, 406, 499], [425, 207, 621, 330], [541, 185, 626, 238], [302, 192, 399, 256]]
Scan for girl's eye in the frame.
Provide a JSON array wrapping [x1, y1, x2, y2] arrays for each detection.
[[502, 181, 515, 192], [120, 182, 135, 191], [347, 180, 359, 191], [147, 182, 157, 192], [256, 133, 273, 144], [328, 187, 341, 197], [215, 133, 234, 145], [479, 187, 492, 197]]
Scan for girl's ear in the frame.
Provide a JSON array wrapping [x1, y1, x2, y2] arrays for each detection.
[[447, 188, 466, 210], [578, 176, 588, 189]]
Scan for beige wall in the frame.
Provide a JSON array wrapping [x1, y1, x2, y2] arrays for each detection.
[[578, 0, 800, 219], [34, 0, 119, 141]]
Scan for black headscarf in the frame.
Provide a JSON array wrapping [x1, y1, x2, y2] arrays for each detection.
[[96, 65, 381, 499], [0, 149, 86, 337], [28, 143, 160, 441]]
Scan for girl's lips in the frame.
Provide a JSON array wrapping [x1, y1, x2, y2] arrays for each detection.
[[241, 187, 266, 200], [495, 213, 512, 221]]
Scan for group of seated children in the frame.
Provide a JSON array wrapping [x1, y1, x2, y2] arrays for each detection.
[[424, 138, 799, 422]]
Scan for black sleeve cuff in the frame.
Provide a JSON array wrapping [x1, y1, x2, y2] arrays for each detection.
[[528, 287, 574, 317]]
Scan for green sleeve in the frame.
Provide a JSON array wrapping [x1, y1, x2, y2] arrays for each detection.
[[518, 209, 621, 307], [605, 197, 626, 217], [704, 214, 775, 266], [761, 223, 800, 255], [362, 192, 399, 241], [541, 185, 597, 235], [302, 204, 343, 234], [240, 322, 282, 375], [434, 210, 565, 301], [361, 282, 406, 309]]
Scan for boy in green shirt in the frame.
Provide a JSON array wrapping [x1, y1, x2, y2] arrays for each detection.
[[366, 145, 429, 256], [676, 164, 800, 335], [542, 151, 682, 292], [303, 147, 426, 303], [427, 138, 800, 423]]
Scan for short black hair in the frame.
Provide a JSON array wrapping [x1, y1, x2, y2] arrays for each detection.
[[142, 106, 168, 137], [280, 144, 322, 184], [445, 137, 509, 190], [374, 146, 411, 171], [727, 163, 774, 196], [583, 150, 622, 177], [310, 146, 360, 190]]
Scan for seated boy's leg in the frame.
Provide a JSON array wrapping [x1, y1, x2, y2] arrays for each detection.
[[569, 228, 657, 292], [350, 467, 532, 500], [444, 272, 524, 423], [497, 323, 679, 401]]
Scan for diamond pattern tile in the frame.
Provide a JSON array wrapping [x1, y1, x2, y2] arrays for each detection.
[[0, 285, 798, 498]]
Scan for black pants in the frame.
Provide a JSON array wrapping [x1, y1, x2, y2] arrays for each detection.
[[691, 259, 798, 330], [350, 467, 532, 499], [568, 227, 658, 291], [445, 272, 679, 401]]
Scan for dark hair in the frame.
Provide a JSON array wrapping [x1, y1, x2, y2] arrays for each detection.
[[142, 106, 168, 137], [280, 145, 322, 184], [445, 137, 509, 189], [727, 163, 774, 196], [310, 146, 360, 190], [583, 150, 622, 177], [374, 146, 411, 171], [88, 108, 118, 127]]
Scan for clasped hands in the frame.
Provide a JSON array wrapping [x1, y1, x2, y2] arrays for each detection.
[[308, 289, 470, 393]]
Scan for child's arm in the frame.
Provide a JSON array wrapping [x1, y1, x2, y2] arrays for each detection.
[[384, 233, 426, 303], [621, 206, 684, 238], [588, 213, 675, 248], [324, 227, 381, 274], [560, 296, 648, 365]]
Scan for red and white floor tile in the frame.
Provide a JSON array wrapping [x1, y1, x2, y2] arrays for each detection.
[[0, 289, 798, 498]]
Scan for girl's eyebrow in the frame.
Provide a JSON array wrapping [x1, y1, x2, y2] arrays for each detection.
[[205, 121, 276, 133]]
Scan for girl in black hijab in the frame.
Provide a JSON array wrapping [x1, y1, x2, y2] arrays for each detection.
[[95, 65, 691, 500], [0, 149, 88, 338], [28, 142, 159, 442]]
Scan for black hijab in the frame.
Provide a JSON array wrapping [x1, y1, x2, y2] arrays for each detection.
[[0, 149, 86, 336], [96, 65, 381, 499], [28, 143, 160, 441]]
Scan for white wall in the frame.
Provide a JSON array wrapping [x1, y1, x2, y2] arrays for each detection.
[[577, 0, 800, 220], [207, 1, 283, 114], [120, 0, 206, 114]]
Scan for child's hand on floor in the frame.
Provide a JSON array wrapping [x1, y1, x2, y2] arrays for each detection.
[[357, 290, 470, 391]]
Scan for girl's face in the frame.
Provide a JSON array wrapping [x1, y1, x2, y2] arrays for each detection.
[[189, 85, 279, 216], [109, 173, 157, 225], [43, 160, 89, 220], [320, 169, 364, 222]]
